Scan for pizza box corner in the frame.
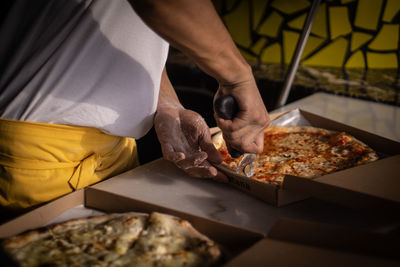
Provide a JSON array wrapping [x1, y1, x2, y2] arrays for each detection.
[[215, 109, 400, 213]]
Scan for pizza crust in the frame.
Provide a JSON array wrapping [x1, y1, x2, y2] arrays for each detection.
[[264, 125, 335, 135]]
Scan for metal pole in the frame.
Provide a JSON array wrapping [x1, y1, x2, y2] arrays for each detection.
[[276, 0, 321, 108]]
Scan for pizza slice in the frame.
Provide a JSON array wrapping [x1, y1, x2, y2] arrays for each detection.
[[116, 212, 221, 266]]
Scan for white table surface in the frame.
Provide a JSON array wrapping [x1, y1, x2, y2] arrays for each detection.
[[274, 92, 400, 142], [88, 93, 400, 235]]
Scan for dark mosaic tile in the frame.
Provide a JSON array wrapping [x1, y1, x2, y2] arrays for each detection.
[[167, 50, 400, 106]]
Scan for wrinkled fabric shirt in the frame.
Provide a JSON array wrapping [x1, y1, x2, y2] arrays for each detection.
[[0, 0, 169, 138]]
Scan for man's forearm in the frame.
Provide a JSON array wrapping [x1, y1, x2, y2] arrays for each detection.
[[128, 0, 251, 84], [157, 67, 183, 110]]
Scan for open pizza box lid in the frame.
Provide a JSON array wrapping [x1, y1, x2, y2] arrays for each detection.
[[225, 218, 400, 266], [276, 109, 400, 217], [0, 187, 264, 265]]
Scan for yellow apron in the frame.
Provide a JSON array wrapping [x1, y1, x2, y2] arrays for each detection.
[[0, 119, 139, 210]]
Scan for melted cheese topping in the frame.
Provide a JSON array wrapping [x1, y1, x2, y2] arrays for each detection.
[[3, 213, 221, 267], [218, 126, 378, 186], [4, 214, 146, 266], [115, 213, 220, 267]]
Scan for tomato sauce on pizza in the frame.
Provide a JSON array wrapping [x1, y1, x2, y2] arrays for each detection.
[[215, 126, 379, 186]]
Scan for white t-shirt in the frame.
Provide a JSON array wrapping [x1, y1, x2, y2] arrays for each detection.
[[0, 0, 169, 138]]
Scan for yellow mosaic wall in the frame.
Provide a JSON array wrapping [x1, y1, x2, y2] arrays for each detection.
[[215, 0, 400, 69]]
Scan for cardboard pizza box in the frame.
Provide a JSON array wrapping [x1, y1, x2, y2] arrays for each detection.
[[283, 155, 400, 217], [213, 109, 400, 208], [0, 188, 264, 265], [1, 189, 399, 267], [225, 218, 400, 267], [280, 110, 400, 217]]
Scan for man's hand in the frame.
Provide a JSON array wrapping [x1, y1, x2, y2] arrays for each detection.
[[214, 76, 270, 155], [154, 106, 228, 182]]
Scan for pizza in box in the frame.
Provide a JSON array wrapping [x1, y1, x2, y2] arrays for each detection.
[[213, 126, 379, 186], [1, 212, 222, 267]]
